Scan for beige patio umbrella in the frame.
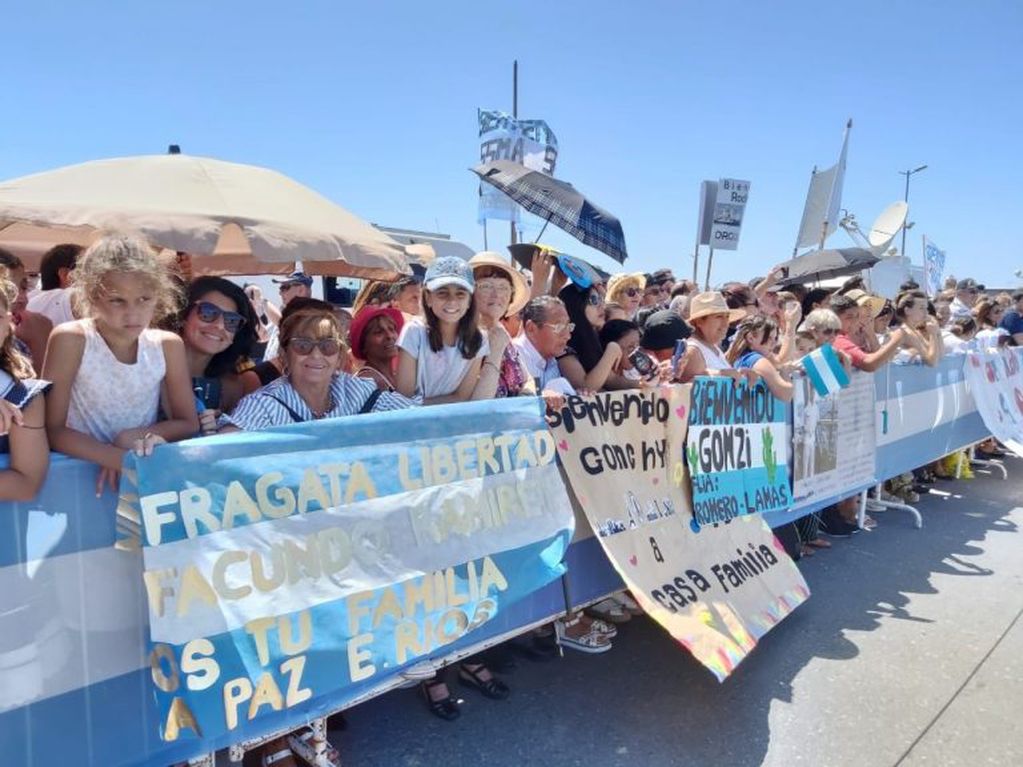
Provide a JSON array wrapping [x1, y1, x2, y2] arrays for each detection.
[[0, 153, 411, 279]]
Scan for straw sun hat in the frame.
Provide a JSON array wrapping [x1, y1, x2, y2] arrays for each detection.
[[468, 251, 530, 316], [687, 291, 746, 323]]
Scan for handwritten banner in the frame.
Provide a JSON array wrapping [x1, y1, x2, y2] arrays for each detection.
[[686, 378, 791, 527], [549, 387, 809, 681], [127, 398, 574, 745], [965, 349, 1023, 457], [792, 371, 877, 505]]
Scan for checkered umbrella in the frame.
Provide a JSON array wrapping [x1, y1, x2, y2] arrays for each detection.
[[472, 160, 628, 263]]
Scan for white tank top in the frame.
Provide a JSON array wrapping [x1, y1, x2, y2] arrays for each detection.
[[689, 336, 732, 371], [66, 319, 167, 443]]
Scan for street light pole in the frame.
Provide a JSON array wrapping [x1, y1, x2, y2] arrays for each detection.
[[899, 164, 928, 257]]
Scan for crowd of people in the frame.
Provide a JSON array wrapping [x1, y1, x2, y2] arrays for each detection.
[[1, 234, 1018, 766]]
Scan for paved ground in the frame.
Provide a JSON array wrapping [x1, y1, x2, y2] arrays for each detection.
[[327, 457, 1023, 767]]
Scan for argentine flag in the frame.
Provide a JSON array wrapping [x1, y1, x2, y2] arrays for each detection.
[[801, 342, 849, 396]]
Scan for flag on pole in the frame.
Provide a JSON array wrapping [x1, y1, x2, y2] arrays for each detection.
[[793, 119, 852, 252], [477, 109, 558, 224], [923, 237, 947, 297], [801, 342, 850, 397]]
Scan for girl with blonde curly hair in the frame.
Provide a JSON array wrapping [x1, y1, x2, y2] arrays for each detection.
[[42, 234, 199, 495]]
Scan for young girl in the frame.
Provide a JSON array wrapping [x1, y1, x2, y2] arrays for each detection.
[[726, 315, 794, 402], [177, 277, 257, 434], [42, 234, 199, 496], [396, 257, 502, 404], [0, 269, 49, 500]]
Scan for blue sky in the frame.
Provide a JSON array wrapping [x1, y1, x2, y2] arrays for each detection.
[[4, 1, 1021, 287]]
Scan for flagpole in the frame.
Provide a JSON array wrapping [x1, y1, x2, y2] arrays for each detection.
[[704, 247, 715, 291], [510, 60, 518, 248]]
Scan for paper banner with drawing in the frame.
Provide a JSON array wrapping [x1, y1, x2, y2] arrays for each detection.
[[125, 398, 574, 745], [792, 371, 877, 505], [965, 349, 1023, 457], [686, 378, 791, 525], [548, 387, 809, 681]]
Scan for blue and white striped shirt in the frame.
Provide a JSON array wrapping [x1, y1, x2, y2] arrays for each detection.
[[223, 374, 415, 431]]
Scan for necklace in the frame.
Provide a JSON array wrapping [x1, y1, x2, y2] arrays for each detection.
[[310, 394, 334, 419]]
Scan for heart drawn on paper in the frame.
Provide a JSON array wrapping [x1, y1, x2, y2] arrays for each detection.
[[557, 440, 569, 452], [628, 554, 638, 566], [652, 477, 660, 485], [675, 405, 687, 420]]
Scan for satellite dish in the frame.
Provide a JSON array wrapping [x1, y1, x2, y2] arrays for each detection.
[[867, 201, 909, 254]]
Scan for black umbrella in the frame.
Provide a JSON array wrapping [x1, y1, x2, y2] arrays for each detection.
[[777, 247, 880, 286], [472, 160, 628, 263]]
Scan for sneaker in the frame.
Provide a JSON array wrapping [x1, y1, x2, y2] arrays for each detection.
[[899, 489, 921, 503], [865, 498, 886, 513]]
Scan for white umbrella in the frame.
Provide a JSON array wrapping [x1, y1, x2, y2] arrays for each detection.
[[0, 153, 411, 279]]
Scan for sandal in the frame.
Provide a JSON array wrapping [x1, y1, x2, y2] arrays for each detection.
[[261, 737, 299, 767], [288, 727, 342, 767], [806, 537, 832, 549], [555, 616, 612, 654], [587, 598, 632, 624], [799, 544, 815, 558], [420, 679, 460, 721], [459, 663, 510, 700]]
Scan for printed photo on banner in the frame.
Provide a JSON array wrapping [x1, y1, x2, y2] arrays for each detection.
[[549, 386, 809, 682], [791, 372, 877, 505], [128, 398, 575, 745], [685, 377, 791, 528]]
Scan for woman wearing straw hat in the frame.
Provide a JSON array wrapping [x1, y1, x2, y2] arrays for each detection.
[[675, 291, 758, 384], [469, 252, 534, 397]]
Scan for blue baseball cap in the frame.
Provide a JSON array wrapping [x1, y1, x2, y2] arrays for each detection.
[[272, 271, 313, 287], [424, 256, 475, 293]]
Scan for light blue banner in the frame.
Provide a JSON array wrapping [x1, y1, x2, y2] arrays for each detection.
[[126, 398, 574, 748], [685, 378, 791, 530]]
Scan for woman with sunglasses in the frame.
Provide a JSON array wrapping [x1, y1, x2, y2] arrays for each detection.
[[177, 277, 258, 434], [605, 273, 645, 318], [556, 283, 637, 392], [221, 304, 414, 432]]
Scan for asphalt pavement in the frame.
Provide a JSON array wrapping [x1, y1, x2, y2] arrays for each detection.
[[333, 456, 1023, 767]]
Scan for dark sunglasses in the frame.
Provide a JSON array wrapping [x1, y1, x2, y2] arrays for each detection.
[[587, 291, 603, 307], [623, 287, 641, 298], [287, 336, 342, 356], [192, 301, 246, 333]]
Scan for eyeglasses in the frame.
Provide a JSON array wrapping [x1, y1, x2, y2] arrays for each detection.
[[279, 281, 305, 292], [587, 292, 603, 307], [476, 280, 513, 297], [192, 301, 247, 333], [543, 322, 575, 334], [623, 287, 641, 298], [820, 328, 838, 336], [286, 336, 342, 356]]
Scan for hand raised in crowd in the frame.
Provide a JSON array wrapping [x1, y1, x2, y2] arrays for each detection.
[[0, 399, 25, 436], [549, 266, 568, 297], [529, 250, 553, 298], [487, 322, 511, 359], [783, 300, 802, 330]]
